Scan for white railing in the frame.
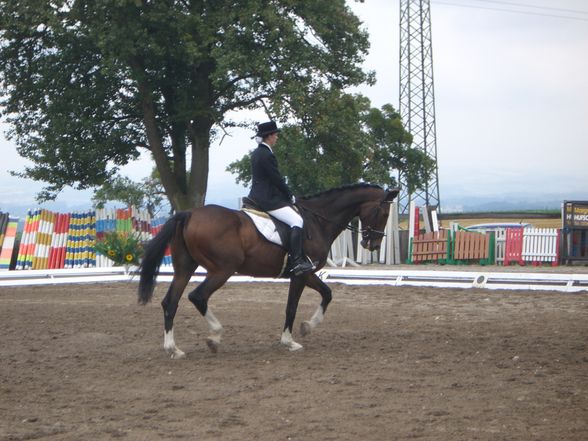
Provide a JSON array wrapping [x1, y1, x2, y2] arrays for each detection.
[[522, 228, 559, 263]]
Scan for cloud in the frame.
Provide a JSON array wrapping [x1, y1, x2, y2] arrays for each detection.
[[1, 1, 587, 211]]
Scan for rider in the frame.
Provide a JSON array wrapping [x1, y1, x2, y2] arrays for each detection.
[[248, 120, 314, 276]]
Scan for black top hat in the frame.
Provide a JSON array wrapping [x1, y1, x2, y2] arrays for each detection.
[[256, 121, 280, 137]]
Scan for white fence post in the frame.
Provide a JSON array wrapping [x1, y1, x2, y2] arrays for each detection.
[[431, 209, 439, 232], [328, 229, 359, 267], [382, 201, 400, 265], [495, 228, 506, 265], [408, 200, 416, 241]]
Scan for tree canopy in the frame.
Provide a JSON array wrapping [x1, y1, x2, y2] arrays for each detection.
[[91, 172, 167, 217], [0, 0, 372, 210], [227, 88, 435, 196]]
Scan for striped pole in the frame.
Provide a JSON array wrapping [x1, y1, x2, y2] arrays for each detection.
[[15, 211, 28, 270], [96, 208, 116, 267], [70, 211, 87, 268], [48, 213, 69, 269], [57, 213, 70, 269], [31, 210, 42, 269], [33, 210, 56, 269], [151, 217, 172, 266], [0, 212, 8, 251], [47, 212, 59, 269], [16, 210, 30, 270], [50, 212, 64, 269], [16, 209, 40, 270], [0, 216, 18, 270], [28, 209, 41, 269], [65, 212, 80, 269], [86, 210, 96, 267]]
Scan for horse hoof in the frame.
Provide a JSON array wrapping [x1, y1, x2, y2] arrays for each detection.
[[170, 350, 186, 359], [288, 341, 304, 352], [300, 321, 312, 337], [206, 338, 219, 353]]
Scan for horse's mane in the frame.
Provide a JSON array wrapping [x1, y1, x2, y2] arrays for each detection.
[[299, 183, 384, 201]]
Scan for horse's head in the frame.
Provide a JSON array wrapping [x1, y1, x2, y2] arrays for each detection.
[[358, 188, 400, 252]]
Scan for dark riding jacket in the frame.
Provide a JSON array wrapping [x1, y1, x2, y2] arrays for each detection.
[[248, 143, 293, 211]]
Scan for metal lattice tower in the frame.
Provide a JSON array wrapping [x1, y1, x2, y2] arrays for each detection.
[[398, 0, 441, 214]]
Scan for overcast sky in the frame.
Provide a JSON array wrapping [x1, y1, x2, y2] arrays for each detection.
[[1, 0, 587, 212]]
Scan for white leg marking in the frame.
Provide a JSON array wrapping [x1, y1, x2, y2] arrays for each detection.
[[309, 306, 324, 328], [205, 310, 224, 352], [280, 329, 303, 352], [205, 310, 223, 336], [164, 329, 186, 359], [300, 306, 324, 337]]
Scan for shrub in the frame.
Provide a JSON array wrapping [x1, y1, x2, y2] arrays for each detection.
[[95, 232, 144, 266]]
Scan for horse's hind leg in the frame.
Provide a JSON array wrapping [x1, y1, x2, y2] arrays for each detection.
[[162, 263, 198, 359], [281, 276, 306, 351], [187, 271, 233, 353], [300, 273, 332, 337]]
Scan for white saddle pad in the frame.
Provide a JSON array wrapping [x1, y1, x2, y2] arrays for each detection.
[[242, 209, 283, 246]]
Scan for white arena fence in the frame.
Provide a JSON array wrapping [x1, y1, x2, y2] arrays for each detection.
[[1, 266, 587, 293]]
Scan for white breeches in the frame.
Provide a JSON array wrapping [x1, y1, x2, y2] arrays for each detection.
[[267, 206, 303, 228]]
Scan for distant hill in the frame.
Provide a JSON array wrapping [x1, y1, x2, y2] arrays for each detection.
[[0, 194, 243, 220], [2, 190, 586, 219], [441, 191, 586, 213]]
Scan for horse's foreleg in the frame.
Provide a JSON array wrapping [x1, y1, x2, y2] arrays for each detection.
[[161, 267, 196, 359], [281, 276, 306, 351], [300, 274, 332, 337], [187, 271, 232, 353]]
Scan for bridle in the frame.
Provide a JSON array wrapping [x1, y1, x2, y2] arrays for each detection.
[[356, 201, 388, 248], [358, 225, 386, 241]]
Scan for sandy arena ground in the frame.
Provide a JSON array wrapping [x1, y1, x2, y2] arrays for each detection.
[[1, 279, 587, 441]]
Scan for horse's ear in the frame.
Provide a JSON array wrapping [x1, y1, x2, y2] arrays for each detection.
[[385, 188, 400, 202]]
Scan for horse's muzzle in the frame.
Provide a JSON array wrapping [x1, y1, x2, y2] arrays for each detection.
[[361, 239, 380, 252]]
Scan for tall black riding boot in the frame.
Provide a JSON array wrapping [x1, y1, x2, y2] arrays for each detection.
[[289, 227, 314, 276]]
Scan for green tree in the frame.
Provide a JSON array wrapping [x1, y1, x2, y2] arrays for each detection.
[[228, 88, 435, 196], [362, 103, 436, 194], [91, 172, 167, 217], [0, 0, 372, 210]]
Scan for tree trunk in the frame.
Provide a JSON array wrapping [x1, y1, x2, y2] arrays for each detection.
[[185, 122, 211, 210]]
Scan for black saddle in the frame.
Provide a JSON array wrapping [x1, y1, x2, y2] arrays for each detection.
[[241, 196, 263, 211]]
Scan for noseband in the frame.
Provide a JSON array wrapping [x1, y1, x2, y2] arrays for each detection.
[[348, 202, 388, 241], [360, 225, 386, 241]]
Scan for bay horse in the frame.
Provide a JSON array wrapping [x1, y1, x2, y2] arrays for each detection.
[[138, 184, 399, 358]]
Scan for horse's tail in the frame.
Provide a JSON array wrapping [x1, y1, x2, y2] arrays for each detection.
[[138, 211, 192, 305]]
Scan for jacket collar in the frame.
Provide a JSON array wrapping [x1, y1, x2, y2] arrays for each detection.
[[260, 142, 273, 154]]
